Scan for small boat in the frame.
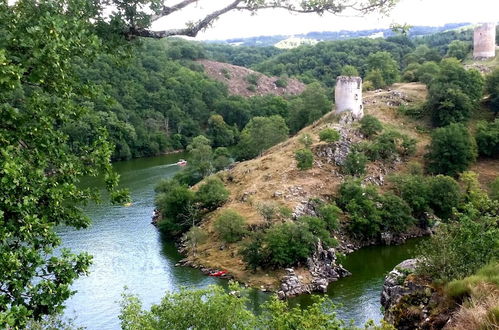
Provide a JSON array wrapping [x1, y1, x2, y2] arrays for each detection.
[[209, 270, 228, 277], [176, 159, 187, 166]]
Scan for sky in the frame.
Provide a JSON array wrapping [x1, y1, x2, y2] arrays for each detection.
[[151, 0, 499, 40]]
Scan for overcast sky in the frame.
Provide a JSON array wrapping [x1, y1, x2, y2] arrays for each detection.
[[151, 0, 499, 40]]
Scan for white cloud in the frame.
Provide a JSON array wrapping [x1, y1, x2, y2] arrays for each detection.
[[151, 0, 499, 40]]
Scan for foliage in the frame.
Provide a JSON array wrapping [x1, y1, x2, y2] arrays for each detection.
[[445, 40, 471, 61], [240, 232, 268, 271], [427, 175, 461, 220], [342, 151, 368, 176], [120, 283, 355, 329], [366, 51, 400, 87], [295, 148, 314, 170], [486, 68, 499, 115], [264, 222, 316, 268], [445, 262, 499, 300], [245, 73, 261, 86], [416, 202, 499, 282], [299, 133, 313, 148], [426, 123, 477, 177], [365, 131, 417, 162], [184, 226, 208, 251], [287, 83, 331, 133], [298, 216, 337, 248], [207, 114, 236, 148], [389, 175, 431, 217], [195, 177, 229, 211], [274, 76, 288, 88], [318, 203, 342, 231], [0, 0, 130, 325], [238, 115, 289, 159], [359, 115, 383, 138], [364, 69, 386, 90], [475, 119, 499, 158], [214, 210, 247, 243], [256, 201, 279, 223], [490, 177, 499, 201], [155, 181, 197, 236], [337, 180, 382, 238], [319, 128, 340, 142], [425, 58, 484, 126], [187, 135, 214, 179], [379, 193, 415, 233], [341, 65, 359, 76]]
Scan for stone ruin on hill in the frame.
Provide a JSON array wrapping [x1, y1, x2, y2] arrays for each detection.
[[334, 76, 363, 119], [473, 22, 496, 59]]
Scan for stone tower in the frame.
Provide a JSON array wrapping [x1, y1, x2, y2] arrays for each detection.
[[473, 23, 496, 59], [334, 76, 363, 118]]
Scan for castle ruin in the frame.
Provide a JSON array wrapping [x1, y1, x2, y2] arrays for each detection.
[[334, 76, 363, 118], [473, 23, 496, 59]]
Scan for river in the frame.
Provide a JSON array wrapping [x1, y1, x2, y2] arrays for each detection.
[[59, 154, 420, 329]]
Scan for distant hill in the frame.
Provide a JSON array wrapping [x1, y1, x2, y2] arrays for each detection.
[[205, 23, 472, 47]]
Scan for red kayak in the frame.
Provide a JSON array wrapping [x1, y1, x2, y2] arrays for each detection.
[[209, 270, 227, 277]]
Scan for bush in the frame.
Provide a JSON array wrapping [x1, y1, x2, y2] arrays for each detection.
[[264, 222, 316, 267], [475, 119, 499, 158], [427, 175, 461, 220], [428, 86, 473, 127], [359, 115, 383, 138], [295, 149, 314, 170], [240, 232, 268, 271], [379, 193, 414, 233], [342, 151, 368, 176], [299, 134, 313, 148], [155, 181, 197, 236], [416, 204, 499, 282], [390, 174, 431, 217], [337, 180, 382, 238], [341, 65, 359, 76], [426, 123, 477, 177], [365, 69, 386, 89], [486, 68, 499, 115], [318, 203, 341, 231], [298, 216, 336, 248], [257, 201, 278, 223], [490, 177, 499, 201], [214, 210, 247, 243], [184, 226, 208, 250], [365, 131, 416, 162], [195, 177, 229, 211], [274, 77, 288, 88], [319, 128, 340, 143], [245, 73, 260, 86]]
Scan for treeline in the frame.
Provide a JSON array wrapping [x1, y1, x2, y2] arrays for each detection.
[[68, 39, 331, 161]]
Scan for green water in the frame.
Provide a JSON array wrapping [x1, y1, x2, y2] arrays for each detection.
[[59, 155, 421, 329]]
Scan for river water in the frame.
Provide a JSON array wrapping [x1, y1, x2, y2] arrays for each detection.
[[59, 155, 420, 329]]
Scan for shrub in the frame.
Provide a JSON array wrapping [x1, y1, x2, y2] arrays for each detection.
[[257, 201, 278, 223], [427, 175, 461, 220], [359, 115, 383, 138], [195, 177, 229, 211], [379, 193, 414, 233], [214, 210, 247, 243], [274, 77, 288, 88], [298, 216, 336, 248], [426, 123, 477, 177], [366, 131, 415, 162], [398, 104, 426, 119], [390, 174, 430, 217], [155, 182, 197, 236], [299, 134, 313, 148], [184, 226, 208, 250], [365, 69, 386, 89], [475, 119, 499, 158], [490, 177, 499, 201], [486, 68, 499, 115], [319, 128, 340, 142], [337, 180, 382, 238], [318, 203, 342, 231], [341, 65, 359, 76], [240, 232, 268, 271], [428, 86, 473, 127], [295, 149, 314, 170], [342, 151, 368, 176], [245, 73, 260, 86], [264, 222, 316, 267], [416, 204, 499, 282]]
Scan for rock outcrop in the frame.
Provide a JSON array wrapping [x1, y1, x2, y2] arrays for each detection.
[[381, 259, 450, 329], [277, 242, 350, 299]]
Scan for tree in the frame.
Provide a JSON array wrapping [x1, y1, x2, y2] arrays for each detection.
[[287, 83, 331, 133], [195, 177, 229, 211], [428, 86, 473, 126], [187, 135, 214, 178], [366, 51, 400, 87], [214, 210, 247, 243], [427, 175, 461, 220], [426, 123, 477, 177], [342, 151, 368, 176], [114, 0, 398, 39], [475, 119, 499, 158], [295, 149, 314, 170], [207, 114, 236, 147], [341, 65, 359, 76], [0, 0, 130, 326], [155, 182, 197, 235], [446, 40, 471, 61], [238, 115, 289, 159], [485, 68, 499, 115], [359, 115, 383, 138]]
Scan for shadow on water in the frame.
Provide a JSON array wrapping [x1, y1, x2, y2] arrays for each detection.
[[59, 154, 423, 329]]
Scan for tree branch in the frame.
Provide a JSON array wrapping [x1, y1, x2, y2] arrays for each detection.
[[150, 0, 199, 22]]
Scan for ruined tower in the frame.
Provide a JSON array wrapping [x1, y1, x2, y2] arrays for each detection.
[[334, 76, 363, 118], [473, 23, 496, 59]]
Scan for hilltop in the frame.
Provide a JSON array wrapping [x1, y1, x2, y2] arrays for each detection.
[[198, 59, 306, 97]]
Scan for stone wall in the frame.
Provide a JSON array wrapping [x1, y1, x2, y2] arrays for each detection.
[[334, 76, 363, 118], [473, 23, 496, 59]]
